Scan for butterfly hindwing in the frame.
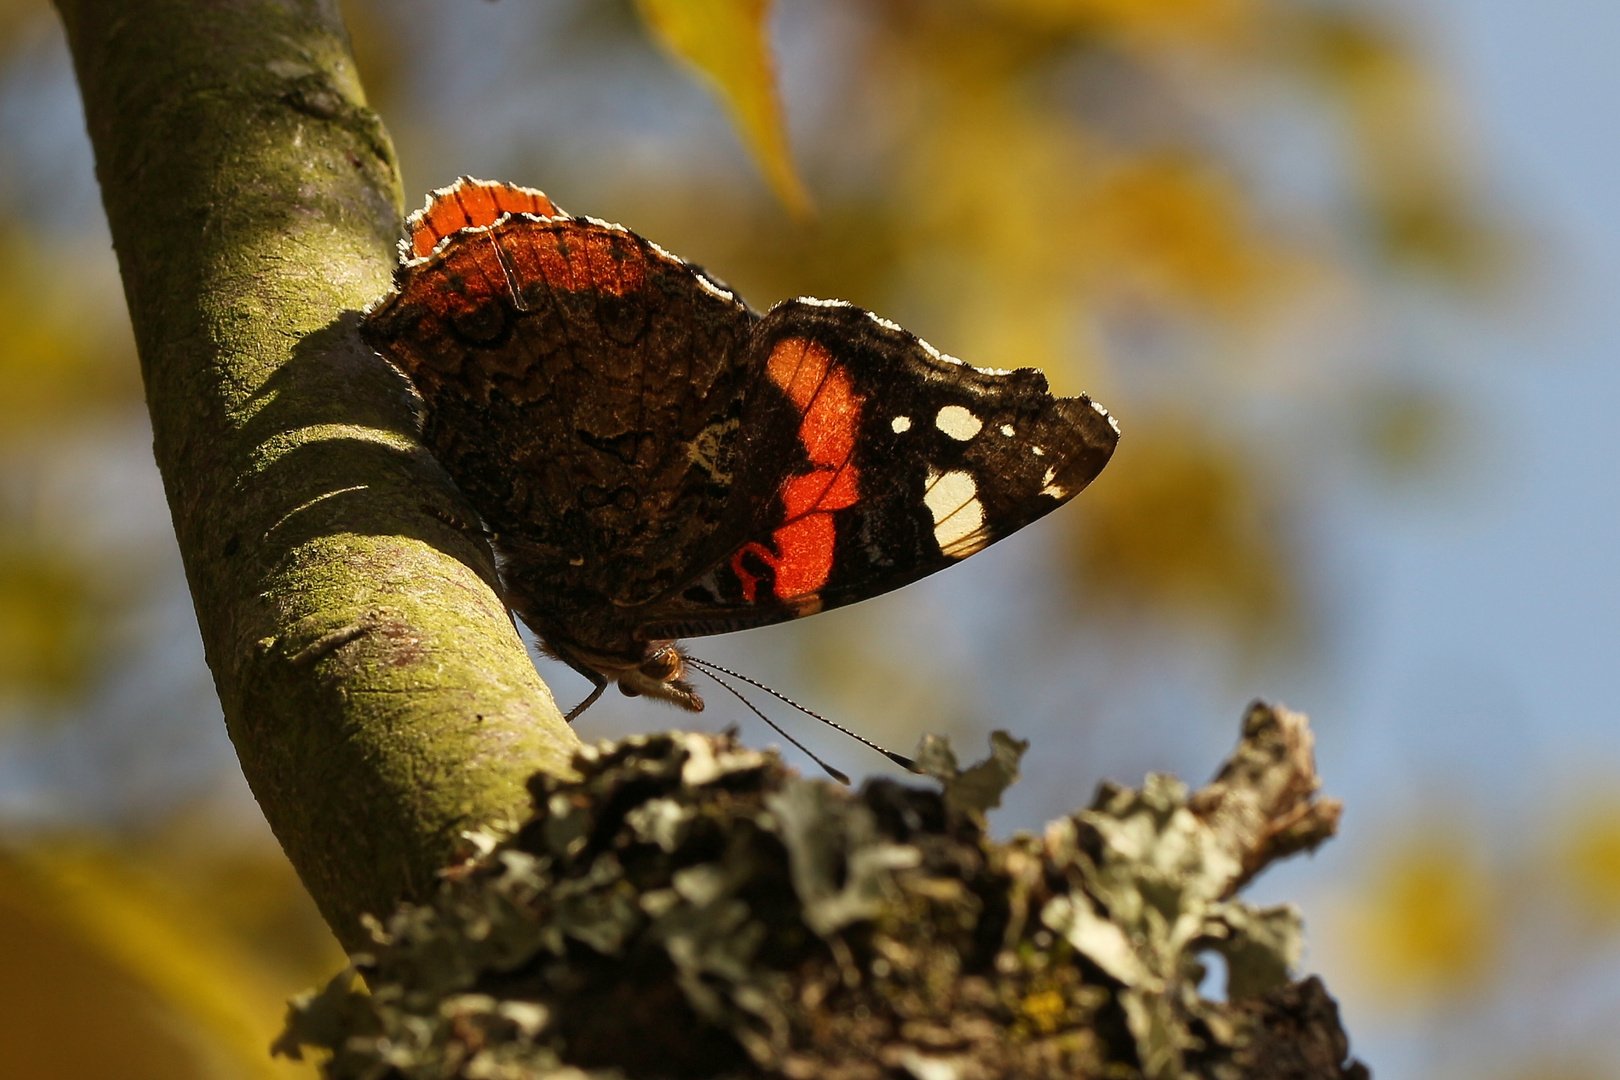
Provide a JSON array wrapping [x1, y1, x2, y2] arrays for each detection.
[[362, 211, 761, 644], [633, 299, 1119, 638]]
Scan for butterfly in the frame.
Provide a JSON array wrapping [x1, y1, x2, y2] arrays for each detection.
[[362, 177, 1119, 749]]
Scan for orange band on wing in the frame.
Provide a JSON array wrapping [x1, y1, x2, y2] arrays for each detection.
[[409, 177, 560, 258], [766, 336, 829, 410], [730, 337, 865, 603], [522, 226, 646, 298]]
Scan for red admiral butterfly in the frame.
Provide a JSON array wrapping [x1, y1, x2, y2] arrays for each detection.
[[363, 178, 1119, 739]]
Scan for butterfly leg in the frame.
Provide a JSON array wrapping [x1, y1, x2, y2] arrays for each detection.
[[535, 634, 619, 723], [556, 651, 610, 723], [563, 675, 608, 723]]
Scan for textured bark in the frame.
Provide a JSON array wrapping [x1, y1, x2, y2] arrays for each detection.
[[54, 0, 580, 949]]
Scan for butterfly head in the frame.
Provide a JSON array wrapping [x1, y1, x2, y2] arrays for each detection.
[[614, 642, 704, 712], [540, 635, 705, 718]]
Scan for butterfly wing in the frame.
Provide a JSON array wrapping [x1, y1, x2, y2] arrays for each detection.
[[402, 176, 564, 260], [365, 180, 1117, 659], [630, 298, 1119, 639], [362, 198, 761, 651]]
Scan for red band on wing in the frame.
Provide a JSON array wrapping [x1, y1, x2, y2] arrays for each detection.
[[730, 338, 864, 603]]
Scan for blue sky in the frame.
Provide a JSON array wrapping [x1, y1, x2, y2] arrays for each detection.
[[1270, 0, 1620, 1070]]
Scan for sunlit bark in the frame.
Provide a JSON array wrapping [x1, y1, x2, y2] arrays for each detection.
[[54, 0, 579, 950]]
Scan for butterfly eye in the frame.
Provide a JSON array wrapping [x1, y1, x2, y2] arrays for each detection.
[[638, 646, 681, 682]]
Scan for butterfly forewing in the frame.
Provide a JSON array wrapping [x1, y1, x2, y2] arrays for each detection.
[[630, 299, 1119, 638]]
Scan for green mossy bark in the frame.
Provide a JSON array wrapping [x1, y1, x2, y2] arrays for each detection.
[[55, 0, 580, 949]]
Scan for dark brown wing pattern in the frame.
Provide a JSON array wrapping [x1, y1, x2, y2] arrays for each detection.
[[363, 187, 760, 657]]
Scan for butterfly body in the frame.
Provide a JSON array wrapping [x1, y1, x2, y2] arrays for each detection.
[[362, 178, 1119, 719]]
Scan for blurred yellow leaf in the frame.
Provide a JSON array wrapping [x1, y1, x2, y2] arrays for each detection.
[[887, 62, 1289, 406], [1064, 418, 1295, 639], [0, 230, 141, 439], [635, 0, 810, 216], [982, 0, 1254, 46], [0, 844, 326, 1079], [0, 547, 101, 705], [0, 863, 219, 1080], [1297, 11, 1504, 284], [1562, 800, 1620, 927], [896, 89, 1102, 383], [0, 0, 51, 57], [336, 0, 405, 116], [134, 808, 347, 984], [1355, 382, 1457, 480], [1337, 833, 1500, 1003], [1082, 156, 1280, 316]]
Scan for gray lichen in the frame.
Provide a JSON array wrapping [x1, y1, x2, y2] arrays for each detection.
[[276, 702, 1364, 1080]]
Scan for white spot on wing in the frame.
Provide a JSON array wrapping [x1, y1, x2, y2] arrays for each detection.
[[892, 415, 912, 434], [1031, 446, 1045, 456], [1041, 466, 1065, 499], [1000, 424, 1015, 437], [924, 468, 988, 558], [935, 405, 983, 441]]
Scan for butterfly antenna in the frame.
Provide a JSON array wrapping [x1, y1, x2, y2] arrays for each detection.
[[685, 656, 918, 773], [688, 665, 851, 786]]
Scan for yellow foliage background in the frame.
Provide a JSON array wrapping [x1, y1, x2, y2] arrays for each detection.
[[0, 0, 1613, 1077]]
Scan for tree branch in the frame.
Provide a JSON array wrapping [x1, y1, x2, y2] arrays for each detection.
[[55, 0, 580, 949]]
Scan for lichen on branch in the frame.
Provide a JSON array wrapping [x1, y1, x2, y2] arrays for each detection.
[[277, 702, 1364, 1080]]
